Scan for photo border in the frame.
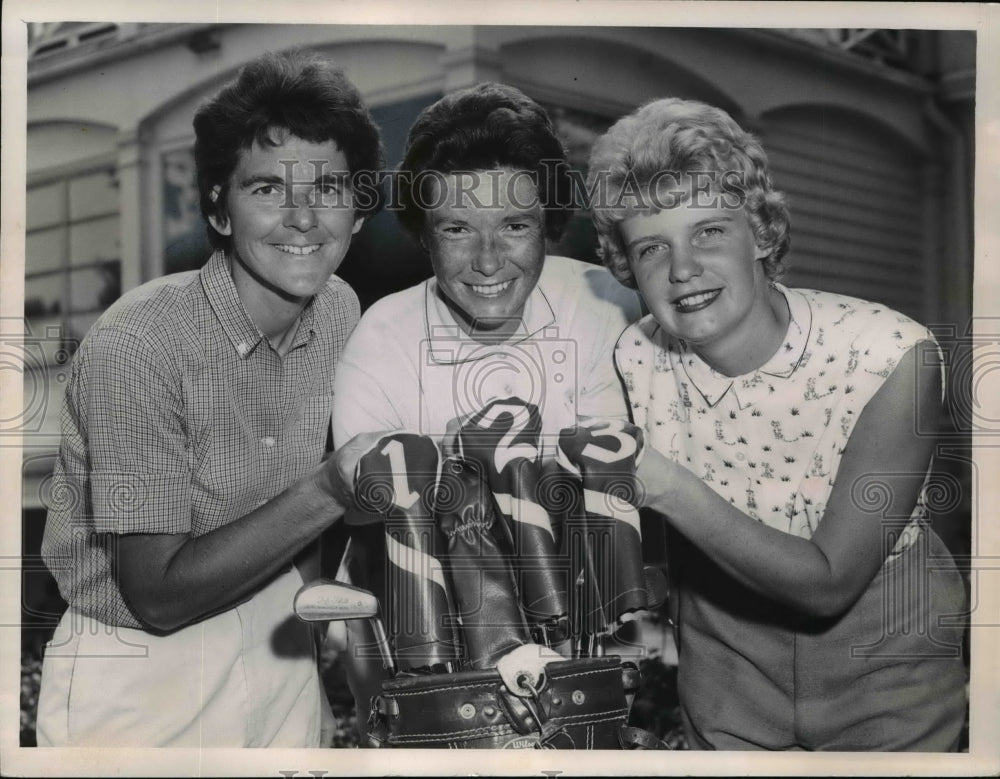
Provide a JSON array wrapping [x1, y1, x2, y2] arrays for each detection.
[[2, 1, 997, 776]]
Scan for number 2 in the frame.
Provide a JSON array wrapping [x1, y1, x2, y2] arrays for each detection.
[[476, 401, 539, 473]]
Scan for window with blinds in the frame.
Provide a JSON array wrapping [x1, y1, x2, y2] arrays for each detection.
[[763, 106, 926, 322]]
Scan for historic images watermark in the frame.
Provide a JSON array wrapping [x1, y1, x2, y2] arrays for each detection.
[[268, 160, 751, 214]]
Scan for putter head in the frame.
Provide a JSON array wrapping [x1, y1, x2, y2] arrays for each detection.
[[294, 579, 380, 622]]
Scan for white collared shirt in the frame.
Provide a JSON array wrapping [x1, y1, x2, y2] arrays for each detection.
[[333, 255, 641, 457]]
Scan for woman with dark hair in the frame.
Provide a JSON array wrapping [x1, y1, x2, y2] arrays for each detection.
[[37, 51, 383, 747], [194, 52, 386, 248], [588, 98, 968, 750], [330, 83, 640, 737], [394, 81, 573, 243], [334, 82, 636, 440]]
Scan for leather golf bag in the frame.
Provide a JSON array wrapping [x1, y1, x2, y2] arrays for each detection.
[[351, 407, 665, 750], [367, 656, 656, 749]]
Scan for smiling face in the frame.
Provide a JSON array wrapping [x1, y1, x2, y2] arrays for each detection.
[[422, 169, 546, 340], [209, 133, 363, 315], [620, 198, 786, 374]]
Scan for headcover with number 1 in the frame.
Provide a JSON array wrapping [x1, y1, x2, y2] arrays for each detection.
[[355, 433, 460, 671]]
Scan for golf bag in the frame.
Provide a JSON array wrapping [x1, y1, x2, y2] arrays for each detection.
[[367, 656, 662, 749], [327, 401, 669, 750]]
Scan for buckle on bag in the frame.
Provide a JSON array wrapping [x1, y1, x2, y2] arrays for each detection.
[[497, 682, 537, 736], [365, 695, 393, 748], [493, 644, 569, 746], [496, 675, 568, 747], [495, 643, 560, 697]]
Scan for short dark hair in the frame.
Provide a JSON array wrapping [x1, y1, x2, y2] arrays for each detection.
[[193, 50, 385, 252], [396, 82, 571, 242]]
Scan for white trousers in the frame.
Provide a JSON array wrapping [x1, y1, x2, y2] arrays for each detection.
[[36, 568, 321, 747]]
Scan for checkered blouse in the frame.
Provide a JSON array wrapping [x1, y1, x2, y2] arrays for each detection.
[[41, 252, 359, 628]]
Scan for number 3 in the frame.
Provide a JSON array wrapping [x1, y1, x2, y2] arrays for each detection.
[[579, 418, 637, 464]]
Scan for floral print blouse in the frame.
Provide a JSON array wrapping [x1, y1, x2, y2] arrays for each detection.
[[615, 284, 941, 554]]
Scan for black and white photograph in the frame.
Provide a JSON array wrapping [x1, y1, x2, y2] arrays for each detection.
[[2, 1, 998, 776]]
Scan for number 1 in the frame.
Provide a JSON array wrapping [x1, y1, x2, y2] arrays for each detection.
[[381, 438, 420, 510]]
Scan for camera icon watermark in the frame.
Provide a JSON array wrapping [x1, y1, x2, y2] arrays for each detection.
[[1, 317, 77, 445], [418, 324, 578, 446]]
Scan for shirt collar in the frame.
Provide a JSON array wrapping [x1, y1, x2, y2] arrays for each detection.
[[676, 283, 812, 408], [200, 250, 317, 359], [292, 287, 320, 349], [423, 274, 556, 365]]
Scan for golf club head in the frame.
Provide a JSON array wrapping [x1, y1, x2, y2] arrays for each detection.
[[294, 579, 380, 622]]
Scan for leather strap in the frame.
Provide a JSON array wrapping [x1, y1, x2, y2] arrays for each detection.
[[496, 682, 571, 747], [620, 662, 641, 694], [618, 725, 672, 750]]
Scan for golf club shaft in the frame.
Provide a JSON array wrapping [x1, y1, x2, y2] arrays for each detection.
[[368, 615, 397, 676]]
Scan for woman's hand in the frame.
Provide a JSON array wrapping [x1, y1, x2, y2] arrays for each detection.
[[314, 431, 388, 509]]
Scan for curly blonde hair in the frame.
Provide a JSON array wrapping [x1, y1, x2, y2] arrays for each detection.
[[586, 98, 789, 288]]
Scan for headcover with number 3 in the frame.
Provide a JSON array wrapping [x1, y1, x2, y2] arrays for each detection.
[[558, 418, 648, 634]]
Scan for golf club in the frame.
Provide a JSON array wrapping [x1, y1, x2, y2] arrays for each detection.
[[294, 579, 397, 676]]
